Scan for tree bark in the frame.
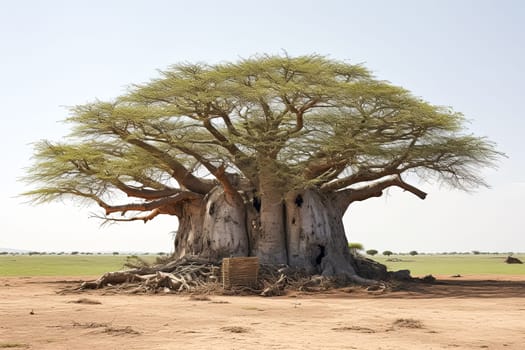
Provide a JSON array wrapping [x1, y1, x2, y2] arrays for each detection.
[[173, 187, 250, 261], [172, 186, 362, 279], [284, 189, 358, 277], [200, 187, 250, 260], [253, 160, 288, 265]]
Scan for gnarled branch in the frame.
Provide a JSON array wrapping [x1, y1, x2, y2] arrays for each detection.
[[113, 180, 182, 200], [334, 174, 427, 214], [125, 136, 215, 194], [100, 191, 203, 216], [92, 208, 163, 224], [214, 164, 243, 205], [321, 168, 398, 192]]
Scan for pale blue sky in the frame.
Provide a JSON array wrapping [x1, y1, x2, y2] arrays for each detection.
[[1, 0, 523, 253]]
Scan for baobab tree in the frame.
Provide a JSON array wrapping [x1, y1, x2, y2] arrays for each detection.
[[24, 54, 500, 281]]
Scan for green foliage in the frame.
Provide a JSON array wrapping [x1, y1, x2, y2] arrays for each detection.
[[383, 250, 393, 256], [409, 250, 419, 256], [366, 249, 378, 256], [22, 54, 503, 222], [348, 242, 364, 254], [124, 255, 151, 269], [348, 242, 364, 250]]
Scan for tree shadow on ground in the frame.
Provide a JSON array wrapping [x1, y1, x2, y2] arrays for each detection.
[[376, 279, 525, 299]]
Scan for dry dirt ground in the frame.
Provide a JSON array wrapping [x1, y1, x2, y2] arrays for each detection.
[[1, 275, 525, 350]]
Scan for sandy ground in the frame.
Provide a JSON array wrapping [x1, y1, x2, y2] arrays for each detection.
[[1, 275, 525, 350]]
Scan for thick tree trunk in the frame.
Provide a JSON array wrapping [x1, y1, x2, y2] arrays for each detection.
[[254, 162, 288, 265], [201, 187, 250, 260], [173, 186, 359, 278], [256, 188, 288, 264], [172, 198, 204, 259], [284, 189, 357, 277], [173, 187, 249, 261]]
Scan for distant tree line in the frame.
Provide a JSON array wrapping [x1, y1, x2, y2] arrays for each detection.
[[344, 245, 518, 256], [0, 249, 519, 256], [0, 251, 168, 256]]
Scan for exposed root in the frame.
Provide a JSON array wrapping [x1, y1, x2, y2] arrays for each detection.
[[80, 256, 220, 293], [77, 256, 392, 296]]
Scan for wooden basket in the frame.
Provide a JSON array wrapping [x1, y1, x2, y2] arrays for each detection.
[[222, 257, 259, 289]]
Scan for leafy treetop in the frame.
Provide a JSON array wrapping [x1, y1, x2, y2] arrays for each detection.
[[23, 54, 501, 221]]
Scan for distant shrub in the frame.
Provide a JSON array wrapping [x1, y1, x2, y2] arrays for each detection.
[[124, 255, 151, 269], [348, 243, 364, 255], [366, 249, 378, 256], [157, 252, 166, 256], [472, 250, 480, 255], [112, 252, 120, 255], [0, 252, 8, 255], [28, 251, 40, 256], [70, 251, 79, 255], [155, 254, 172, 264], [409, 250, 418, 256], [382, 250, 393, 256]]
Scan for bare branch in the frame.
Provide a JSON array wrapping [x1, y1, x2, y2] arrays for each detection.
[[91, 208, 162, 224], [214, 164, 243, 205], [335, 175, 427, 214], [125, 136, 215, 194], [99, 191, 202, 216], [321, 168, 398, 192], [113, 180, 182, 200], [277, 97, 320, 137]]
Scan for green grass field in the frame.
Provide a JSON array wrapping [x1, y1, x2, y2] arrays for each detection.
[[0, 253, 523, 277], [373, 254, 525, 276], [0, 254, 158, 276]]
